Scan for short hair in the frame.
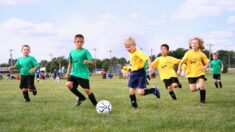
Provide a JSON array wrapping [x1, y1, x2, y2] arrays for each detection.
[[21, 44, 30, 51], [213, 52, 218, 56], [74, 34, 84, 40], [189, 37, 205, 50], [161, 44, 169, 51], [124, 37, 136, 46]]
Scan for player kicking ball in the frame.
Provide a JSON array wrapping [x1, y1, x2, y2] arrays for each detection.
[[152, 44, 182, 100], [65, 34, 97, 107], [124, 37, 160, 109], [9, 45, 39, 102]]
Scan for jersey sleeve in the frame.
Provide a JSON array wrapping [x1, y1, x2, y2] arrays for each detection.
[[171, 57, 181, 64], [181, 51, 189, 64], [85, 50, 93, 61], [31, 57, 40, 67], [137, 50, 149, 62], [219, 60, 223, 66], [14, 59, 20, 69], [151, 58, 159, 68], [201, 53, 209, 64]]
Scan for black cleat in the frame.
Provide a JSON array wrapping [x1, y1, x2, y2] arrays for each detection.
[[178, 83, 182, 88], [25, 98, 30, 102], [153, 86, 161, 99], [76, 97, 86, 106], [200, 100, 206, 104], [131, 101, 138, 109]]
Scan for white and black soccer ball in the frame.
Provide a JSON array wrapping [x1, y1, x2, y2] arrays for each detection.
[[96, 100, 112, 114]]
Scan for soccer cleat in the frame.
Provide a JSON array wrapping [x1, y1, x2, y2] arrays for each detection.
[[32, 89, 37, 96], [153, 86, 161, 99], [131, 101, 138, 109], [25, 98, 30, 102], [76, 97, 86, 106], [178, 83, 182, 88], [200, 100, 206, 104]]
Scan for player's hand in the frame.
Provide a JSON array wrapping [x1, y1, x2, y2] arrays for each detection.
[[83, 60, 89, 64], [29, 69, 35, 73], [201, 66, 207, 72], [221, 68, 224, 72], [65, 72, 70, 78], [8, 66, 13, 71], [177, 70, 181, 76]]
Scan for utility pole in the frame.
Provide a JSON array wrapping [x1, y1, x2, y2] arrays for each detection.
[[109, 50, 112, 73], [93, 48, 97, 74], [207, 44, 213, 60], [9, 49, 14, 66], [49, 54, 53, 73], [150, 48, 154, 61]]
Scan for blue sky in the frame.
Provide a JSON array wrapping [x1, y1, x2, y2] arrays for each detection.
[[0, 0, 235, 63]]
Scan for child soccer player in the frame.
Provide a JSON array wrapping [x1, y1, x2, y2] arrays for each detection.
[[122, 64, 129, 80], [209, 52, 224, 88], [9, 45, 39, 102], [124, 37, 160, 109], [65, 34, 97, 107], [144, 62, 151, 85], [152, 44, 182, 100], [177, 37, 210, 104]]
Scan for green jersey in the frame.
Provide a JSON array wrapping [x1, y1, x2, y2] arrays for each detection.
[[144, 61, 149, 75], [15, 55, 39, 75], [69, 48, 93, 79], [209, 59, 223, 74]]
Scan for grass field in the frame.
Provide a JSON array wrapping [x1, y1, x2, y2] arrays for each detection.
[[0, 73, 235, 132]]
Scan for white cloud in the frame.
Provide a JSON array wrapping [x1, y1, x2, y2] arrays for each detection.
[[0, 0, 45, 5], [227, 16, 235, 23], [173, 0, 235, 19]]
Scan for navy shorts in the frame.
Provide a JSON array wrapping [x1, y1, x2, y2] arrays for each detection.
[[128, 68, 146, 89]]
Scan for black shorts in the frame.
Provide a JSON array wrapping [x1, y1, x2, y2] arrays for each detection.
[[19, 75, 35, 89], [67, 75, 90, 89], [213, 74, 221, 80], [163, 77, 179, 88], [188, 75, 206, 84]]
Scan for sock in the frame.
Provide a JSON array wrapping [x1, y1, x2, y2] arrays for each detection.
[[88, 93, 97, 106], [200, 90, 206, 102], [144, 88, 155, 95], [219, 82, 222, 88], [130, 94, 137, 107], [146, 80, 149, 85], [214, 82, 218, 88], [23, 91, 30, 101], [70, 87, 86, 100], [169, 91, 177, 100]]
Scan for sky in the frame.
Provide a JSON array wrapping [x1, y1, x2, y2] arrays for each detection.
[[0, 0, 235, 63]]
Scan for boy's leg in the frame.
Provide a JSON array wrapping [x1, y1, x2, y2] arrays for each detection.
[[84, 88, 97, 106], [168, 86, 177, 100], [218, 75, 222, 88], [214, 80, 218, 88], [129, 88, 138, 108], [188, 78, 197, 92], [22, 88, 30, 102], [199, 78, 206, 103]]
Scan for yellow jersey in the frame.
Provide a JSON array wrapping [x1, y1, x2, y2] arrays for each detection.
[[122, 65, 129, 74], [152, 56, 180, 81], [129, 49, 149, 71], [181, 63, 187, 71], [181, 50, 209, 78]]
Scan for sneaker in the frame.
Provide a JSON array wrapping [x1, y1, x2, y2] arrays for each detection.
[[153, 86, 161, 99], [76, 97, 86, 106], [178, 83, 182, 88], [32, 88, 37, 96]]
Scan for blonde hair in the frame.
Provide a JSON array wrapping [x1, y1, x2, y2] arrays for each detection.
[[189, 37, 205, 50], [213, 52, 218, 56], [124, 37, 136, 46]]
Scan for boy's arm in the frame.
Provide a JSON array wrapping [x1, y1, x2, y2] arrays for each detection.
[[29, 66, 39, 73], [65, 63, 72, 78], [83, 60, 93, 65], [221, 62, 224, 72]]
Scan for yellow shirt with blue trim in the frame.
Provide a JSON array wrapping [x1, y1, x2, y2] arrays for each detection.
[[152, 56, 180, 81], [129, 49, 149, 71], [122, 65, 129, 74], [181, 49, 209, 78]]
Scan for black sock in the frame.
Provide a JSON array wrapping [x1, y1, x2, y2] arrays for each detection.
[[23, 91, 30, 101], [70, 87, 86, 100], [146, 80, 149, 85], [144, 88, 155, 95], [130, 94, 137, 107], [88, 93, 97, 106], [214, 82, 218, 88], [200, 90, 206, 102], [169, 91, 177, 100], [219, 82, 222, 88]]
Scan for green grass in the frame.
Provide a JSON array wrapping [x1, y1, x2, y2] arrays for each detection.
[[0, 73, 235, 132]]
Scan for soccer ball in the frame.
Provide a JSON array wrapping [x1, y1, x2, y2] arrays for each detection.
[[96, 100, 112, 114]]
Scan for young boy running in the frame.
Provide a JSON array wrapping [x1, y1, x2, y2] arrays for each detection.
[[152, 44, 182, 100], [124, 37, 160, 109], [65, 34, 97, 107], [9, 45, 39, 102], [209, 52, 224, 88]]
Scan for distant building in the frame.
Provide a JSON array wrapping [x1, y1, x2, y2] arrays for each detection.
[[0, 67, 9, 73]]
